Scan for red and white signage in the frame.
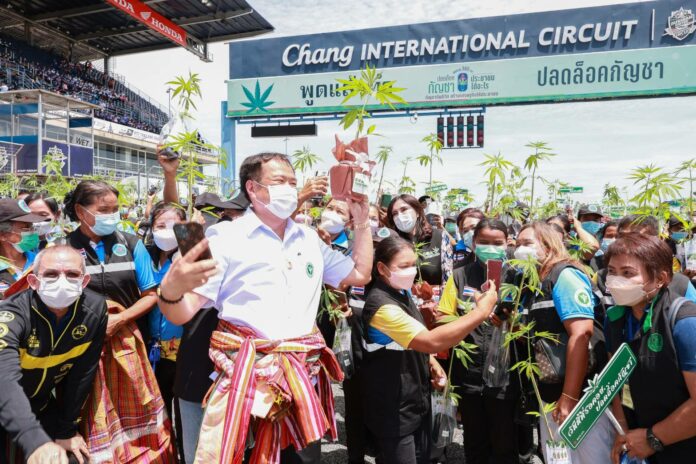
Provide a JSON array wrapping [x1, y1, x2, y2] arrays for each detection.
[[105, 0, 188, 48]]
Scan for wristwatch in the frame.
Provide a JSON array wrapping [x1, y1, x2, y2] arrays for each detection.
[[646, 427, 664, 452]]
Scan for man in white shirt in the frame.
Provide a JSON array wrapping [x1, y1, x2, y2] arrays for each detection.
[[158, 152, 372, 463]]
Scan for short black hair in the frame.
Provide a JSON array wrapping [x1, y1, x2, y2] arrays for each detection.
[[473, 218, 508, 240], [238, 152, 293, 201], [618, 214, 659, 237], [25, 192, 60, 216], [64, 180, 119, 222]]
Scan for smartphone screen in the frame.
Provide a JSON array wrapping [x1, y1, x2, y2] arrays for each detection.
[[482, 259, 503, 292], [173, 223, 212, 261], [379, 193, 393, 209]]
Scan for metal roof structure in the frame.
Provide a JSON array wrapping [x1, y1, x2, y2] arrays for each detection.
[[0, 0, 273, 62]]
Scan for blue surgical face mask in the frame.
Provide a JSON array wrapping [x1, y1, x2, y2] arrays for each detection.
[[600, 238, 615, 253], [671, 231, 687, 242], [461, 230, 474, 250], [83, 208, 120, 237], [581, 221, 602, 235]]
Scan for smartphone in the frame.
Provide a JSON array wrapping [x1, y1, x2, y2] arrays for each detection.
[[333, 290, 348, 308], [160, 146, 180, 160], [379, 193, 393, 209], [173, 223, 212, 261], [313, 170, 328, 201], [481, 259, 503, 292]]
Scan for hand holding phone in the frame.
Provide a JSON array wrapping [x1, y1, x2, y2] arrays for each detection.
[[173, 223, 212, 261]]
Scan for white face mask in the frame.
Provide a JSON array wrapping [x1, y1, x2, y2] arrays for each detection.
[[255, 182, 298, 220], [37, 275, 83, 309], [369, 219, 380, 234], [294, 213, 309, 225], [394, 209, 417, 233], [605, 275, 650, 307], [387, 266, 418, 291], [514, 245, 539, 261], [153, 227, 178, 251], [320, 210, 346, 234]]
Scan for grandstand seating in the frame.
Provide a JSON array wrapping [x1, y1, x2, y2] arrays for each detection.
[[0, 34, 167, 134]]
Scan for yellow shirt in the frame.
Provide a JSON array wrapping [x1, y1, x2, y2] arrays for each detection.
[[369, 304, 427, 348]]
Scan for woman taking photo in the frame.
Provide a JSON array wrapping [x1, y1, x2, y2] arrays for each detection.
[[514, 222, 613, 463], [359, 236, 498, 464], [64, 180, 176, 462], [146, 202, 186, 419], [605, 233, 696, 464], [437, 218, 518, 464]]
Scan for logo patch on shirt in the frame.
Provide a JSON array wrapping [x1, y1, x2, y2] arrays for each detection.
[[72, 324, 88, 340], [0, 340, 6, 351], [306, 262, 314, 278], [112, 243, 127, 257], [648, 333, 663, 353], [574, 288, 592, 308], [0, 323, 8, 338], [27, 330, 40, 349], [0, 311, 14, 323], [352, 286, 365, 296]]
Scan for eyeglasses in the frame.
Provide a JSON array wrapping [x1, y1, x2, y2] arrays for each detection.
[[38, 269, 84, 284]]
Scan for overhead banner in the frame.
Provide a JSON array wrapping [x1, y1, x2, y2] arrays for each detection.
[[227, 0, 696, 117], [105, 0, 187, 47]]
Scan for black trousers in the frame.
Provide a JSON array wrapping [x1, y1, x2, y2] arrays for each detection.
[[344, 375, 370, 464], [374, 417, 431, 464], [459, 393, 518, 464]]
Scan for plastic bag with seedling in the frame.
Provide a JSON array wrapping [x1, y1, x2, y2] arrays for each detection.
[[501, 256, 572, 462]]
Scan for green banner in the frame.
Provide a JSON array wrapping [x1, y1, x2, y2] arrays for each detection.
[[426, 183, 448, 193], [559, 343, 637, 449], [559, 186, 584, 194], [228, 45, 696, 117]]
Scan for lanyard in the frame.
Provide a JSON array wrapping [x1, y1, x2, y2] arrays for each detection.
[[624, 294, 659, 342]]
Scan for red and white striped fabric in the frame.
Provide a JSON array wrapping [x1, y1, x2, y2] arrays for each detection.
[[194, 320, 344, 464]]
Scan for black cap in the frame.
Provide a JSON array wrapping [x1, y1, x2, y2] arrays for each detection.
[[0, 198, 46, 223], [668, 214, 684, 228], [577, 204, 603, 218], [194, 191, 249, 211]]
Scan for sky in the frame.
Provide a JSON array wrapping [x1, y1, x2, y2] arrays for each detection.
[[110, 0, 696, 206]]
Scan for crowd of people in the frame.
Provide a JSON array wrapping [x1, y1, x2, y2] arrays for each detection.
[[0, 36, 167, 134], [0, 150, 694, 464]]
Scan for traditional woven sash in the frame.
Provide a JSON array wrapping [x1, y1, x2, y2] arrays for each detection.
[[194, 320, 344, 464]]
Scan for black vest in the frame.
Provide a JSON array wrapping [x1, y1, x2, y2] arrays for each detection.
[[68, 229, 147, 338], [450, 261, 518, 399], [606, 289, 696, 463], [525, 263, 607, 403], [359, 279, 430, 438]]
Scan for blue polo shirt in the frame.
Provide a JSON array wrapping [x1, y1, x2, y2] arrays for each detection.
[[91, 239, 157, 292], [148, 258, 183, 341]]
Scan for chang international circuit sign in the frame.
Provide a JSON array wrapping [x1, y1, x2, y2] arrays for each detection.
[[227, 1, 696, 117]]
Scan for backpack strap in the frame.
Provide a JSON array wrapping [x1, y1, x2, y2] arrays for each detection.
[[669, 296, 689, 332]]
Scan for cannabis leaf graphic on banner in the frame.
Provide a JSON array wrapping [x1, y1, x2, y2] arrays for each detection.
[[240, 81, 275, 113]]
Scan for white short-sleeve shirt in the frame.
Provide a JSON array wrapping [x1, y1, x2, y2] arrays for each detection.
[[193, 209, 355, 340]]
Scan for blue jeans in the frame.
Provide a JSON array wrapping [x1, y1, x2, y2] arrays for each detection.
[[178, 399, 205, 464]]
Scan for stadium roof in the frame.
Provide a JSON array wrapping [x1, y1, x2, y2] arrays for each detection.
[[0, 0, 273, 62]]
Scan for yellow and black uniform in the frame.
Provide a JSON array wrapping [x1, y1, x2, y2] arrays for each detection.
[[359, 279, 430, 464], [438, 261, 520, 464], [0, 288, 107, 463]]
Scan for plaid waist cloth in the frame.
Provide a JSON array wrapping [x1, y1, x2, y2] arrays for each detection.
[[80, 320, 177, 464], [194, 320, 344, 464]]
